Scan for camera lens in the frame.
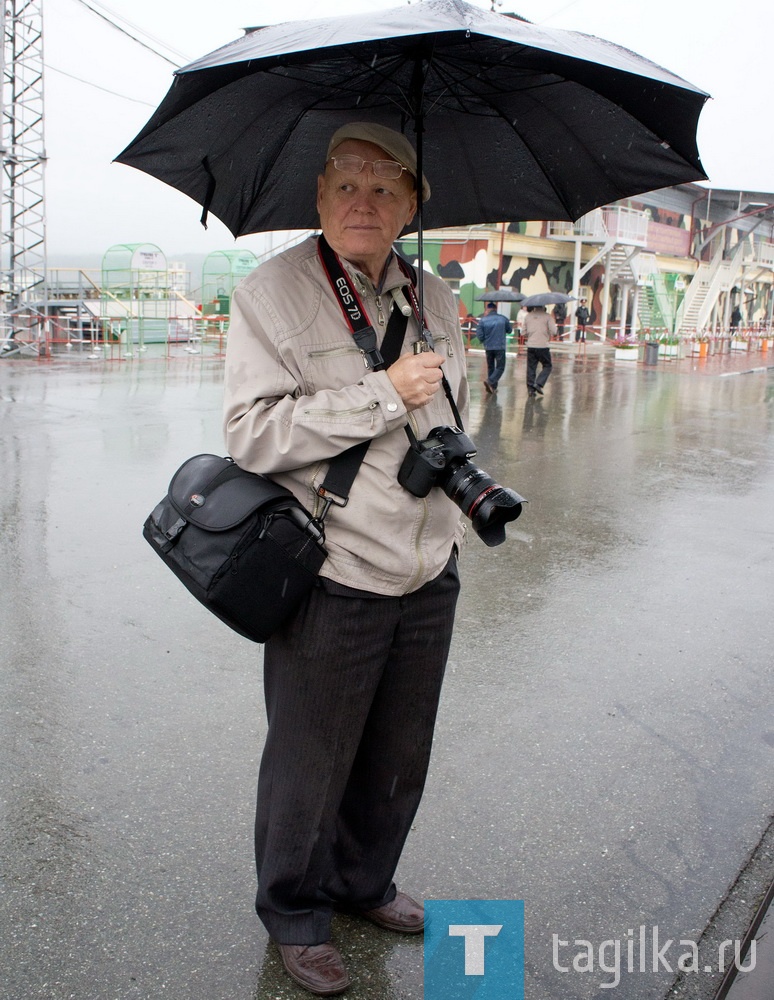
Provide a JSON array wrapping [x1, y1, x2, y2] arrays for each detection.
[[441, 463, 524, 547]]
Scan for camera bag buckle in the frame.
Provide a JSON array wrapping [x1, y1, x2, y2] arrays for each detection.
[[316, 484, 349, 520], [351, 326, 384, 370]]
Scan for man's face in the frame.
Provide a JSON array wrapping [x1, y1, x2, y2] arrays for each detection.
[[317, 138, 418, 280]]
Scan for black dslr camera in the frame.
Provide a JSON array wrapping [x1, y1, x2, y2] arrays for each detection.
[[398, 425, 525, 547]]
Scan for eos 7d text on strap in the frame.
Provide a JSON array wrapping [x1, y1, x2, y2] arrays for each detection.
[[317, 234, 389, 370]]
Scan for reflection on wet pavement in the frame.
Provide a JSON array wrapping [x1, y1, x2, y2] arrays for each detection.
[[1, 350, 772, 999]]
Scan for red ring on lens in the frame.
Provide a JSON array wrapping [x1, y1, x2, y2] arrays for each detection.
[[467, 484, 500, 520]]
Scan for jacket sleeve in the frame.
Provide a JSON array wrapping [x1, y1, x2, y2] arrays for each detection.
[[222, 282, 409, 475]]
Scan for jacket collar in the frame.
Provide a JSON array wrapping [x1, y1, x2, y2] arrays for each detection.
[[338, 249, 411, 297]]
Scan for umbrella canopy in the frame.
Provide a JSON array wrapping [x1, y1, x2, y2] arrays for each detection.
[[475, 289, 524, 302], [116, 0, 708, 239], [521, 292, 576, 307]]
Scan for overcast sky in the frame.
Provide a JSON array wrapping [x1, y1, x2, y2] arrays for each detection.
[[42, 0, 773, 260]]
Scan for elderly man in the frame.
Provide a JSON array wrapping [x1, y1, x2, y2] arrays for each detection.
[[223, 122, 468, 996]]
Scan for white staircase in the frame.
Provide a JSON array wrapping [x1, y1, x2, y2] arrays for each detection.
[[676, 241, 746, 333]]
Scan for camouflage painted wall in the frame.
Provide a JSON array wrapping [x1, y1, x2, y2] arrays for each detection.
[[400, 234, 578, 322]]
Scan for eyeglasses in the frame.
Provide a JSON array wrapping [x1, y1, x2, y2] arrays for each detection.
[[328, 154, 409, 180]]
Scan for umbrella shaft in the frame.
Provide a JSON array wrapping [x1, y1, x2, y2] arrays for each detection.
[[415, 107, 425, 332]]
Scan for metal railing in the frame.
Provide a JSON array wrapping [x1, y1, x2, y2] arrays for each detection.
[[753, 242, 774, 268], [601, 207, 649, 245], [547, 206, 648, 245]]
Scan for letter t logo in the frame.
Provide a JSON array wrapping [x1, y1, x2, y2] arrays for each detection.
[[448, 924, 503, 975]]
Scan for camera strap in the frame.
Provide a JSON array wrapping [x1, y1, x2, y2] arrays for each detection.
[[393, 263, 465, 433], [318, 234, 395, 371], [315, 235, 411, 512]]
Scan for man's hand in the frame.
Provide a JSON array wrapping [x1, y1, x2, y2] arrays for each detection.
[[387, 351, 445, 411]]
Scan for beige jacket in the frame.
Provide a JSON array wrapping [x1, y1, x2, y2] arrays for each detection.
[[523, 309, 557, 348], [223, 236, 469, 596]]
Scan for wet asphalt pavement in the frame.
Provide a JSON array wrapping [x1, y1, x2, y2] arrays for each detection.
[[1, 344, 773, 1000]]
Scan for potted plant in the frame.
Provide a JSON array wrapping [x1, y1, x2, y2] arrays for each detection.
[[731, 331, 748, 352], [691, 334, 710, 358], [613, 336, 639, 361], [658, 334, 680, 359]]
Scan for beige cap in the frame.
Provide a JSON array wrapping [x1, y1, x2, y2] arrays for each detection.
[[326, 122, 431, 202]]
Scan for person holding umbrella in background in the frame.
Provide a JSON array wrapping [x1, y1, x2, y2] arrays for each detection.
[[523, 304, 557, 396], [520, 292, 568, 396], [476, 301, 512, 393]]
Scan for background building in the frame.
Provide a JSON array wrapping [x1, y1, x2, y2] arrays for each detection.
[[399, 184, 774, 341]]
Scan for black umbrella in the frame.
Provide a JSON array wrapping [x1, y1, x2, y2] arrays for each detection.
[[521, 292, 575, 307], [475, 289, 524, 302], [116, 0, 708, 245]]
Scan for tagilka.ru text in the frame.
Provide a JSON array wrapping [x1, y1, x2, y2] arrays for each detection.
[[552, 925, 755, 989]]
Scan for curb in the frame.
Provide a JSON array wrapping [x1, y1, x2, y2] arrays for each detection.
[[718, 365, 774, 378], [666, 817, 774, 1000]]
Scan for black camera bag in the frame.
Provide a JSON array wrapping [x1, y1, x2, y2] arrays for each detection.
[[143, 454, 327, 643], [144, 243, 413, 644]]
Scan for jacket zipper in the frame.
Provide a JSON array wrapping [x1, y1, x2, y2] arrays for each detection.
[[304, 400, 379, 426], [354, 273, 386, 327], [406, 498, 430, 593], [308, 346, 361, 360], [435, 334, 454, 357]]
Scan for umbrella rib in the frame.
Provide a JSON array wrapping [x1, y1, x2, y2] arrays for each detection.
[[420, 51, 557, 119], [434, 59, 565, 114], [261, 52, 417, 117]]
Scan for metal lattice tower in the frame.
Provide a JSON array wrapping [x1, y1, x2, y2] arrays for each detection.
[[1, 0, 47, 351]]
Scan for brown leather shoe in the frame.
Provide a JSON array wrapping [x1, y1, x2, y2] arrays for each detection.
[[360, 891, 425, 933], [275, 942, 350, 996]]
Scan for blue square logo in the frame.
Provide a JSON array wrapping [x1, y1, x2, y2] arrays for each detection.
[[424, 900, 525, 1000]]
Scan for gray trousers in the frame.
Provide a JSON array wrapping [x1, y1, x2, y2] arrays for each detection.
[[254, 554, 460, 944]]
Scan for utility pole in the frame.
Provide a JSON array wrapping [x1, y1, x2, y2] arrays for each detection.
[[1, 0, 47, 354]]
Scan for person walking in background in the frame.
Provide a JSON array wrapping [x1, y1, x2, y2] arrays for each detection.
[[575, 299, 590, 342], [730, 304, 742, 332], [475, 301, 512, 394], [553, 300, 567, 340], [524, 304, 556, 397]]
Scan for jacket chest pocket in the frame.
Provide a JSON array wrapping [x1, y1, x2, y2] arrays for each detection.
[[302, 342, 365, 393]]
